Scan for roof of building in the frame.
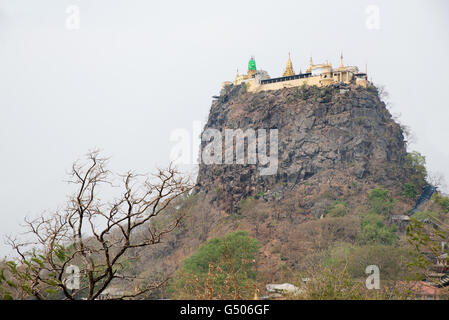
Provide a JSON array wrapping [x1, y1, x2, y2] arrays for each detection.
[[248, 57, 256, 71]]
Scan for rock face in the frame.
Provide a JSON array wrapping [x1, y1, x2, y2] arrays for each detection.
[[196, 83, 408, 213]]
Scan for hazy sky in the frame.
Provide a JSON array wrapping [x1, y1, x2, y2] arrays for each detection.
[[0, 0, 448, 255]]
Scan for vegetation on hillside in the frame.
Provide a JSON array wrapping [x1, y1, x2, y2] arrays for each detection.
[[171, 231, 259, 299]]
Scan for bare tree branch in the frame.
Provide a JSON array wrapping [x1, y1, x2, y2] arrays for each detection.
[[3, 151, 193, 300]]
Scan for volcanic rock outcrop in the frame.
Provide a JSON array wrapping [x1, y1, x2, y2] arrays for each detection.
[[196, 83, 408, 214]]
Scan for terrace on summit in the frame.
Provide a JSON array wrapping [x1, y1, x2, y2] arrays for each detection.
[[222, 54, 369, 92]]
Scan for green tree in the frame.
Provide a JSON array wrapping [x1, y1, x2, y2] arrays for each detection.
[[367, 188, 396, 216], [326, 201, 348, 217], [357, 214, 398, 245], [405, 151, 428, 189], [173, 231, 260, 299], [402, 183, 418, 199], [406, 217, 449, 286]]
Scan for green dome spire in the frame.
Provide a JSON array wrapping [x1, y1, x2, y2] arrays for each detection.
[[248, 57, 257, 71]]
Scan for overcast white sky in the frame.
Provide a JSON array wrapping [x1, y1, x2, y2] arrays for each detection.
[[0, 0, 448, 255]]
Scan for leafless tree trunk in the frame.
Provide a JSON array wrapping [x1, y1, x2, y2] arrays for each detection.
[[3, 151, 192, 300]]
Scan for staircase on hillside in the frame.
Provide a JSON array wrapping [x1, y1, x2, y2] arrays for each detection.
[[408, 185, 437, 216]]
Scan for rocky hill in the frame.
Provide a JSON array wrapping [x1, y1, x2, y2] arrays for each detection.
[[132, 82, 426, 290], [196, 83, 408, 215]]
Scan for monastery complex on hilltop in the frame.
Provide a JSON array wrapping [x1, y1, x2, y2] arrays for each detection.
[[222, 54, 370, 93]]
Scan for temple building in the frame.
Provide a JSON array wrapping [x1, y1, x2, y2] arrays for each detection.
[[233, 56, 258, 85], [282, 53, 295, 77], [224, 54, 369, 93]]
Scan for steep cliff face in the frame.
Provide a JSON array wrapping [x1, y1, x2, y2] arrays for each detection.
[[196, 83, 408, 214]]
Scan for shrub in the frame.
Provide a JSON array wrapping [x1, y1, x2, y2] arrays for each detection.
[[318, 86, 333, 103], [326, 244, 417, 280], [326, 201, 348, 217], [367, 188, 396, 216], [296, 262, 414, 300], [410, 210, 440, 221], [357, 214, 398, 245], [299, 266, 366, 300], [238, 196, 254, 212], [402, 183, 418, 199], [296, 216, 361, 250], [406, 217, 449, 282], [433, 193, 449, 213], [405, 151, 427, 189], [172, 231, 260, 299], [255, 191, 265, 199]]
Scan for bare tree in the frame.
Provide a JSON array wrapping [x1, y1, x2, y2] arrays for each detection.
[[2, 151, 192, 300], [427, 171, 447, 191]]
